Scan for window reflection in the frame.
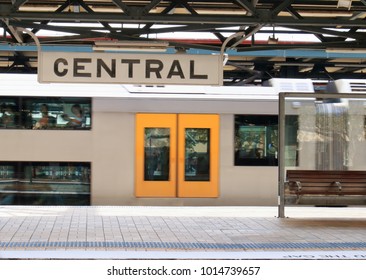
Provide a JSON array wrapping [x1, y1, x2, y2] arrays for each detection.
[[234, 115, 298, 166], [144, 128, 170, 181], [0, 162, 90, 205], [0, 100, 19, 128], [185, 128, 210, 181], [0, 97, 91, 130]]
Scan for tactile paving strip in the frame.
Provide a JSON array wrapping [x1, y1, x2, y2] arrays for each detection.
[[1, 241, 366, 250]]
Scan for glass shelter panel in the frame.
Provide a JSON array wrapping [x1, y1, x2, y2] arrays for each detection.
[[144, 128, 170, 181], [280, 95, 366, 210], [184, 128, 210, 181], [286, 98, 361, 172]]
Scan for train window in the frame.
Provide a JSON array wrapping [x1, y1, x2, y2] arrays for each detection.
[[0, 97, 91, 130], [144, 128, 170, 181], [0, 161, 90, 206], [234, 115, 298, 166], [0, 98, 20, 129], [184, 128, 210, 182]]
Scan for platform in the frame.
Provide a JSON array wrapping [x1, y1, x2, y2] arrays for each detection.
[[0, 206, 365, 259]]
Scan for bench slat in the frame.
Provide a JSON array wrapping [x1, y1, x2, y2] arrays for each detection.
[[285, 170, 366, 199]]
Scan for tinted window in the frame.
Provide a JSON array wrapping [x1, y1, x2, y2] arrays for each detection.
[[0, 161, 90, 205], [234, 115, 298, 166], [0, 97, 91, 130]]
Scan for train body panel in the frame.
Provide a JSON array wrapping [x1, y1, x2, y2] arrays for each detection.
[[1, 74, 365, 206]]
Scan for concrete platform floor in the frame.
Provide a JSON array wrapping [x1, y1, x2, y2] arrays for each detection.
[[0, 205, 365, 259]]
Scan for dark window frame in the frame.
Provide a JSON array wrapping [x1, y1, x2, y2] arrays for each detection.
[[0, 96, 92, 130], [0, 161, 91, 206], [234, 115, 298, 167]]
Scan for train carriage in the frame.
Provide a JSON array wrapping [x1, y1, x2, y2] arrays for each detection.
[[0, 74, 365, 206]]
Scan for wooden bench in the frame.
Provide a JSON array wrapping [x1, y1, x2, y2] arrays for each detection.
[[285, 170, 366, 204]]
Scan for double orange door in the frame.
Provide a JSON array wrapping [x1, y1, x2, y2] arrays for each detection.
[[135, 114, 219, 197]]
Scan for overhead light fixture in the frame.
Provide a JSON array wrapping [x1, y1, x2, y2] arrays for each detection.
[[93, 41, 169, 52], [267, 26, 278, 45], [337, 0, 352, 9], [73, 4, 80, 13], [267, 36, 279, 45]]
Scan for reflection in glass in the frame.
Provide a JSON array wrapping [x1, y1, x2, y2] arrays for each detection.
[[144, 128, 170, 181], [237, 126, 268, 159], [185, 128, 210, 181], [0, 162, 90, 206], [31, 100, 91, 130], [315, 103, 348, 170], [234, 115, 298, 166], [0, 96, 91, 130], [0, 99, 18, 128]]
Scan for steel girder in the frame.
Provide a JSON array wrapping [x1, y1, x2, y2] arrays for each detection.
[[1, 0, 366, 83]]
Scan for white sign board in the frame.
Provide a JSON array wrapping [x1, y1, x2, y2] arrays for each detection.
[[38, 52, 223, 86]]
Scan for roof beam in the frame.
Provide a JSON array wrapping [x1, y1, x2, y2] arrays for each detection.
[[3, 24, 24, 43], [286, 6, 325, 42], [111, 0, 131, 15], [5, 12, 366, 28], [141, 1, 178, 36], [26, 0, 70, 40], [76, 0, 115, 34], [11, 0, 28, 10], [179, 0, 198, 15], [141, 0, 162, 15], [230, 24, 264, 48], [271, 0, 295, 18], [234, 0, 259, 16], [282, 26, 365, 40]]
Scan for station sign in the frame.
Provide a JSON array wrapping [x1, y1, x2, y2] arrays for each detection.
[[38, 52, 223, 86]]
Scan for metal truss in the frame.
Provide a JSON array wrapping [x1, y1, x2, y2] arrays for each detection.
[[1, 0, 366, 84]]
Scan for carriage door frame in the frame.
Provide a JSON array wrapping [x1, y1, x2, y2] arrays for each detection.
[[135, 113, 219, 198]]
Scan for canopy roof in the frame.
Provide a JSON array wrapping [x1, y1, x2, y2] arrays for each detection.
[[1, 0, 366, 84]]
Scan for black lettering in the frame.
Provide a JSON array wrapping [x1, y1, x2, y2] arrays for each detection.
[[167, 60, 185, 79], [54, 58, 68, 77], [146, 59, 163, 79], [190, 60, 208, 79], [121, 59, 140, 78], [97, 59, 116, 78], [73, 58, 92, 77]]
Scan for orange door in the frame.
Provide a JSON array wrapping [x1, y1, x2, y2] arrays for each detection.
[[177, 114, 219, 197], [135, 114, 219, 198], [135, 114, 177, 197]]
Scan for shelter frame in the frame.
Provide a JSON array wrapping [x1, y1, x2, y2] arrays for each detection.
[[278, 92, 366, 218]]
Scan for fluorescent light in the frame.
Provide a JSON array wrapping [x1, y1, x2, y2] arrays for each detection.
[[93, 41, 169, 52], [337, 0, 352, 9]]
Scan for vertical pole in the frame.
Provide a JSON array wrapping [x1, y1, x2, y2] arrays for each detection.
[[278, 92, 286, 218], [16, 27, 41, 77]]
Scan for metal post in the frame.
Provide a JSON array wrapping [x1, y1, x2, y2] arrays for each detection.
[[220, 31, 244, 66], [16, 27, 41, 51], [2, 23, 41, 67], [278, 92, 286, 218], [16, 27, 41, 76]]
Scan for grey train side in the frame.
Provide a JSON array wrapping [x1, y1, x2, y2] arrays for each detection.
[[0, 75, 364, 206]]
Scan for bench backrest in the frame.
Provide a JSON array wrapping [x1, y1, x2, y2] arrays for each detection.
[[286, 170, 366, 195], [286, 170, 366, 184]]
